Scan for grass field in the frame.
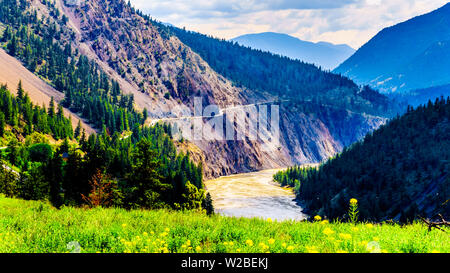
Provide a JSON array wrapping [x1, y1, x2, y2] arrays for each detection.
[[0, 196, 448, 253]]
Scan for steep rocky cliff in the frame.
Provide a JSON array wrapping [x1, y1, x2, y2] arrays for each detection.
[[10, 0, 391, 178]]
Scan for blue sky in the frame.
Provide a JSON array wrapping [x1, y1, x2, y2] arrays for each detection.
[[130, 0, 449, 48]]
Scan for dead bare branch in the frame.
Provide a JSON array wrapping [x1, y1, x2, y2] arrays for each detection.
[[419, 214, 449, 233]]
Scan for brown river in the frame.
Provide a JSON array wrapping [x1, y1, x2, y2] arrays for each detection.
[[204, 169, 308, 221]]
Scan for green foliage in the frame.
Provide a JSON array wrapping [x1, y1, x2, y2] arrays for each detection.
[[176, 181, 205, 210], [0, 0, 145, 135], [25, 132, 50, 146], [18, 163, 49, 201], [0, 165, 18, 198], [0, 196, 448, 253], [126, 139, 170, 209], [0, 112, 5, 137], [0, 84, 204, 211], [155, 23, 394, 117], [202, 192, 214, 216], [349, 199, 359, 224], [0, 1, 204, 211], [0, 84, 73, 140], [276, 97, 450, 222], [274, 165, 315, 192], [28, 143, 52, 163]]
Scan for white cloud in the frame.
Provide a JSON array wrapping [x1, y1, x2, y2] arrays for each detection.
[[130, 0, 449, 48]]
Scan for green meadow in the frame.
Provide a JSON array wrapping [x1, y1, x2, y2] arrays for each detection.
[[0, 196, 448, 253]]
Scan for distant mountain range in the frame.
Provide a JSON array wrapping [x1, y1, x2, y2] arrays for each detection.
[[231, 32, 355, 70], [334, 3, 450, 94]]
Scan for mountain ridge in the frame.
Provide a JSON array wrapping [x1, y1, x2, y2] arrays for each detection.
[[231, 32, 355, 70], [0, 0, 394, 178]]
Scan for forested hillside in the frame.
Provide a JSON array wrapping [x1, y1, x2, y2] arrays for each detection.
[[275, 97, 450, 222], [161, 23, 394, 117], [0, 82, 73, 140], [0, 0, 207, 211], [0, 83, 206, 210], [0, 0, 145, 134], [53, 0, 397, 177], [0, 0, 398, 179]]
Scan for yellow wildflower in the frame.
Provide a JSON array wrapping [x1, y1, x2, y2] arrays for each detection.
[[196, 246, 202, 252], [339, 233, 352, 240], [350, 198, 358, 205], [314, 215, 322, 221], [245, 240, 254, 247], [306, 246, 319, 253], [320, 220, 329, 225], [323, 228, 335, 236], [359, 240, 369, 246], [267, 218, 273, 223], [259, 243, 269, 250], [268, 238, 275, 245]]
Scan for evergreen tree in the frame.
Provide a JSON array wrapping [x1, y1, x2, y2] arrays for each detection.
[[74, 120, 82, 139], [202, 192, 214, 216], [126, 139, 171, 209], [0, 112, 5, 137], [17, 80, 24, 100]]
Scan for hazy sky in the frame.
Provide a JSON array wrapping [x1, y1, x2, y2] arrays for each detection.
[[130, 0, 449, 49]]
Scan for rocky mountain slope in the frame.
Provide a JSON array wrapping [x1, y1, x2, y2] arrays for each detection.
[[1, 0, 394, 178]]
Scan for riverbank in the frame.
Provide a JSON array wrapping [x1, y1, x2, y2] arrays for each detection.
[[205, 169, 307, 221], [0, 196, 447, 253]]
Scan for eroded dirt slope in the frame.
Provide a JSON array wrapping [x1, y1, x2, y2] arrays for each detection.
[[0, 48, 95, 134]]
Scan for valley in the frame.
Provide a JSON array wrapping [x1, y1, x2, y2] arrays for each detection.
[[205, 168, 307, 221], [0, 0, 449, 256]]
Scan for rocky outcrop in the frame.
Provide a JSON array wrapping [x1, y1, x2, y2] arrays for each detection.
[[47, 0, 388, 178]]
